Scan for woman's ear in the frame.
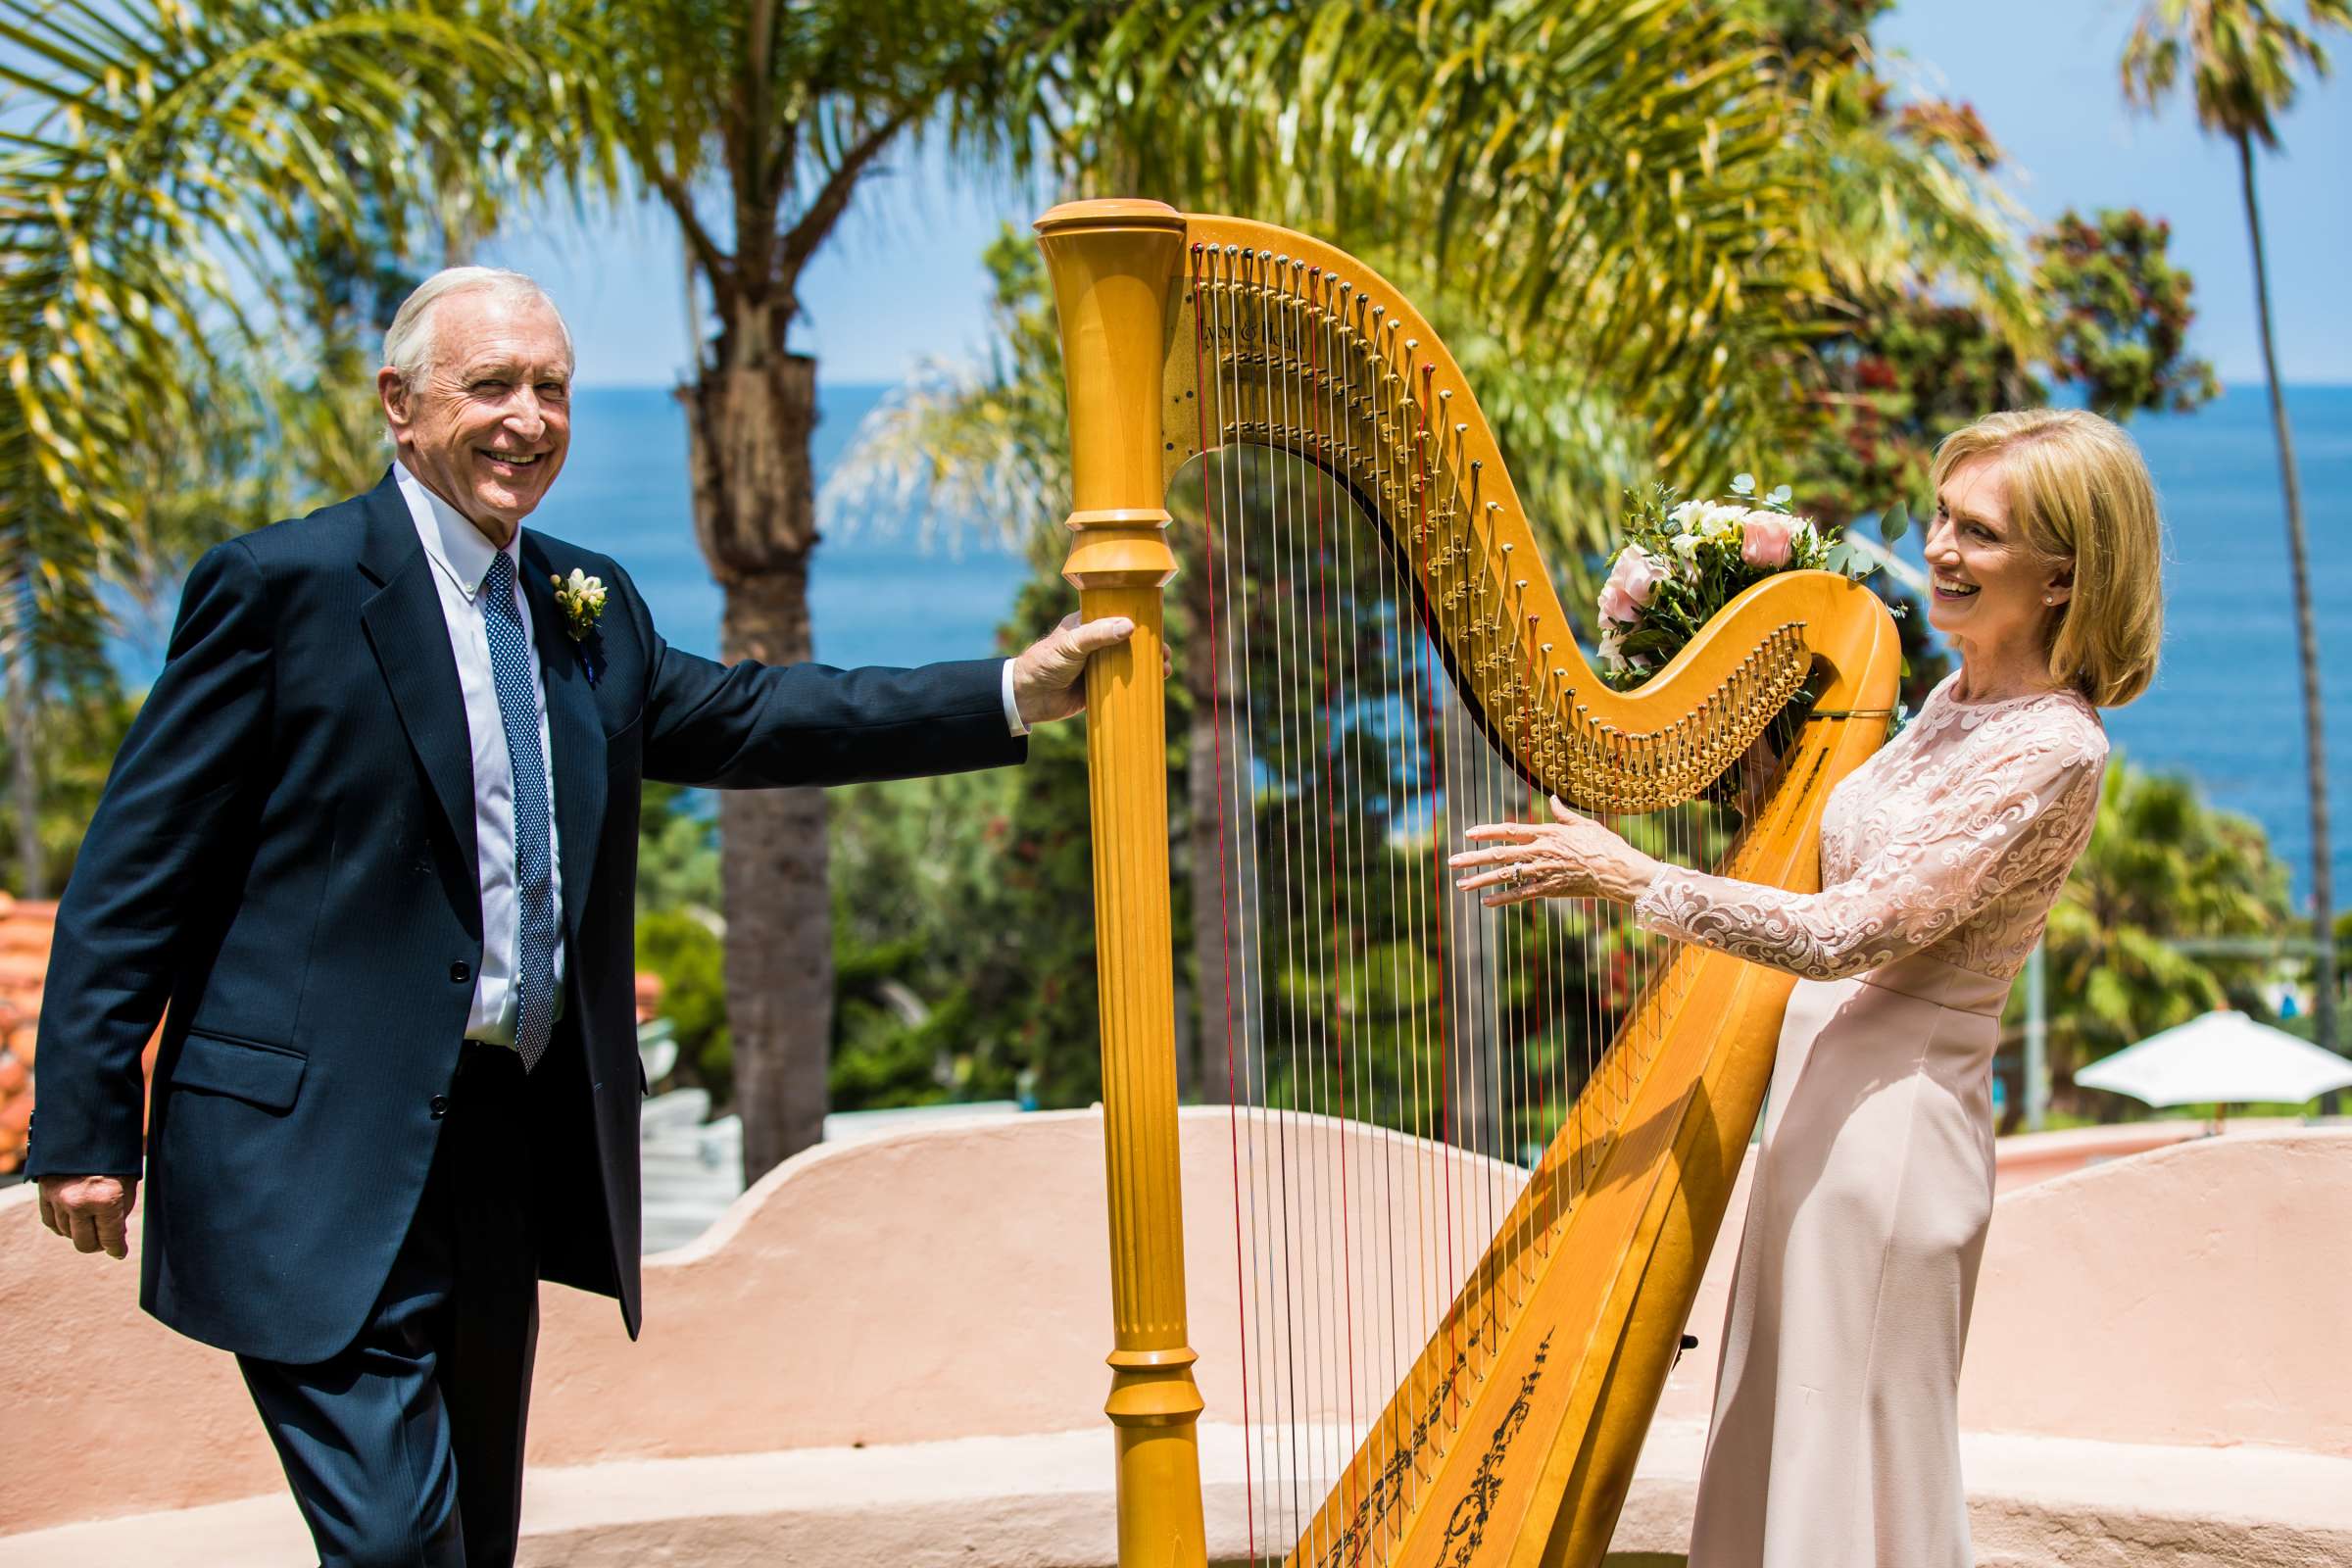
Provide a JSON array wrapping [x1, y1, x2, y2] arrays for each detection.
[[2042, 565, 2075, 608]]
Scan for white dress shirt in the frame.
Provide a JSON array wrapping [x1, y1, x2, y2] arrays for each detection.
[[1001, 659, 1028, 738], [394, 464, 565, 1046]]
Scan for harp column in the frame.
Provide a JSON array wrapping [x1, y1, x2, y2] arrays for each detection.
[[1037, 198, 1207, 1568]]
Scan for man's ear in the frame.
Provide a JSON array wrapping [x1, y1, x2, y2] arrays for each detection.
[[376, 367, 412, 442]]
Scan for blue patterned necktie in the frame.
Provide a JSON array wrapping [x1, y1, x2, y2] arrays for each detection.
[[481, 549, 558, 1071]]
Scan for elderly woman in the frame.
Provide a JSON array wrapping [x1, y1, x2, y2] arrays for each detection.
[[1449, 409, 2163, 1568]]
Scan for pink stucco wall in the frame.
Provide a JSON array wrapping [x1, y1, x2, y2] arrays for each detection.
[[3, 1112, 2343, 1542], [1963, 1128, 2352, 1453], [1655, 1126, 2352, 1459]]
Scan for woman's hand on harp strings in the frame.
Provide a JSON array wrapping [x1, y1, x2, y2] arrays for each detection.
[[1008, 612, 1171, 726], [1449, 796, 1662, 907]]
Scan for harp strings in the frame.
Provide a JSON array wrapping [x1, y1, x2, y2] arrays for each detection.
[[1190, 243, 1748, 1565]]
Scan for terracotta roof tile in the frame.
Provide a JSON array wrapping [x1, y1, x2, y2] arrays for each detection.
[[0, 901, 56, 1175]]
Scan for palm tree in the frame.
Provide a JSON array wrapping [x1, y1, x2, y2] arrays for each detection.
[[0, 0, 581, 894], [523, 0, 1099, 1178], [2123, 0, 2351, 1081]]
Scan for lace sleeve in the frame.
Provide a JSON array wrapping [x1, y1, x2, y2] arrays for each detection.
[[1630, 708, 2107, 981]]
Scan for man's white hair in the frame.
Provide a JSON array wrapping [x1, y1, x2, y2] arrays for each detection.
[[382, 267, 575, 388]]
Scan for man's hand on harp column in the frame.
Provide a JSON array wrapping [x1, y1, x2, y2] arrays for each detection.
[[1449, 796, 1663, 907], [1007, 612, 1173, 729]]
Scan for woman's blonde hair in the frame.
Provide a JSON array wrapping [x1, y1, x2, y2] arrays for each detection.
[[1931, 408, 2164, 708]]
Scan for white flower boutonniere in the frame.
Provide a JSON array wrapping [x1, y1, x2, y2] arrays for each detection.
[[551, 568, 607, 642], [551, 567, 608, 685]]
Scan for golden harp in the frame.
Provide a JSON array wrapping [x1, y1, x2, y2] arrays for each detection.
[[1039, 198, 1900, 1567]]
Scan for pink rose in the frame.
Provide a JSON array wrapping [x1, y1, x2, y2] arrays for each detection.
[[1598, 547, 1671, 624], [1740, 511, 1796, 567]]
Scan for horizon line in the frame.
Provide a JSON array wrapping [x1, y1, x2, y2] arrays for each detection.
[[568, 376, 2352, 395]]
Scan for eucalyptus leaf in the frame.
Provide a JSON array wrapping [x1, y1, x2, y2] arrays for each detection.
[[1880, 500, 1910, 545], [1731, 471, 1756, 496], [1822, 540, 1879, 581], [1768, 484, 1791, 506]]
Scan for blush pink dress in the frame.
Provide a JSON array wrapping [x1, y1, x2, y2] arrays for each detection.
[[1632, 672, 2109, 1568]]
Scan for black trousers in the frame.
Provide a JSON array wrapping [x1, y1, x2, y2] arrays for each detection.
[[240, 1043, 541, 1568]]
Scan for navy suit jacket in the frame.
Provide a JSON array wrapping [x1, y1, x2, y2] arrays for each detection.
[[26, 472, 1025, 1364]]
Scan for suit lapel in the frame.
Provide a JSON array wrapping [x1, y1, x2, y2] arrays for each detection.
[[519, 535, 609, 938], [357, 473, 480, 911]]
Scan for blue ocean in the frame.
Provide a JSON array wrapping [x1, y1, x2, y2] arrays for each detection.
[[502, 384, 2352, 905]]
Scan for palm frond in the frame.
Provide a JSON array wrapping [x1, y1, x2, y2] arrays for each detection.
[[0, 0, 607, 670]]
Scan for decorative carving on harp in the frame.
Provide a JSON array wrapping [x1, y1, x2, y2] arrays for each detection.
[[1038, 198, 1901, 1567]]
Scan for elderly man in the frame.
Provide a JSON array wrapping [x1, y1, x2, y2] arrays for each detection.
[[26, 268, 1127, 1567]]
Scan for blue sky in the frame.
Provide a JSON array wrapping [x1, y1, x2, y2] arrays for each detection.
[[484, 0, 2351, 389]]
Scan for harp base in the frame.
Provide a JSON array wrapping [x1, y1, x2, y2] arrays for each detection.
[[1108, 1348, 1209, 1567]]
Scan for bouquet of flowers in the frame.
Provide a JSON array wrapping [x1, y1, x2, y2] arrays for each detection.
[[1592, 473, 1903, 690]]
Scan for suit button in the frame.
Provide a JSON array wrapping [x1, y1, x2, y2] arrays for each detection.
[[428, 1095, 450, 1119], [450, 961, 471, 983]]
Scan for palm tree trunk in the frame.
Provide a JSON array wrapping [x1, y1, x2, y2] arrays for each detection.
[[680, 347, 833, 1179], [2239, 132, 2337, 1090]]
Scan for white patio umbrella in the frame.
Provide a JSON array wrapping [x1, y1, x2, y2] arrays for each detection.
[[2075, 1008, 2352, 1120]]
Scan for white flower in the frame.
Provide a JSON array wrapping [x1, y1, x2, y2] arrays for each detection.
[[1598, 628, 1627, 671], [1667, 499, 1703, 532], [1669, 531, 1703, 564], [564, 567, 607, 609], [1697, 501, 1745, 538]]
